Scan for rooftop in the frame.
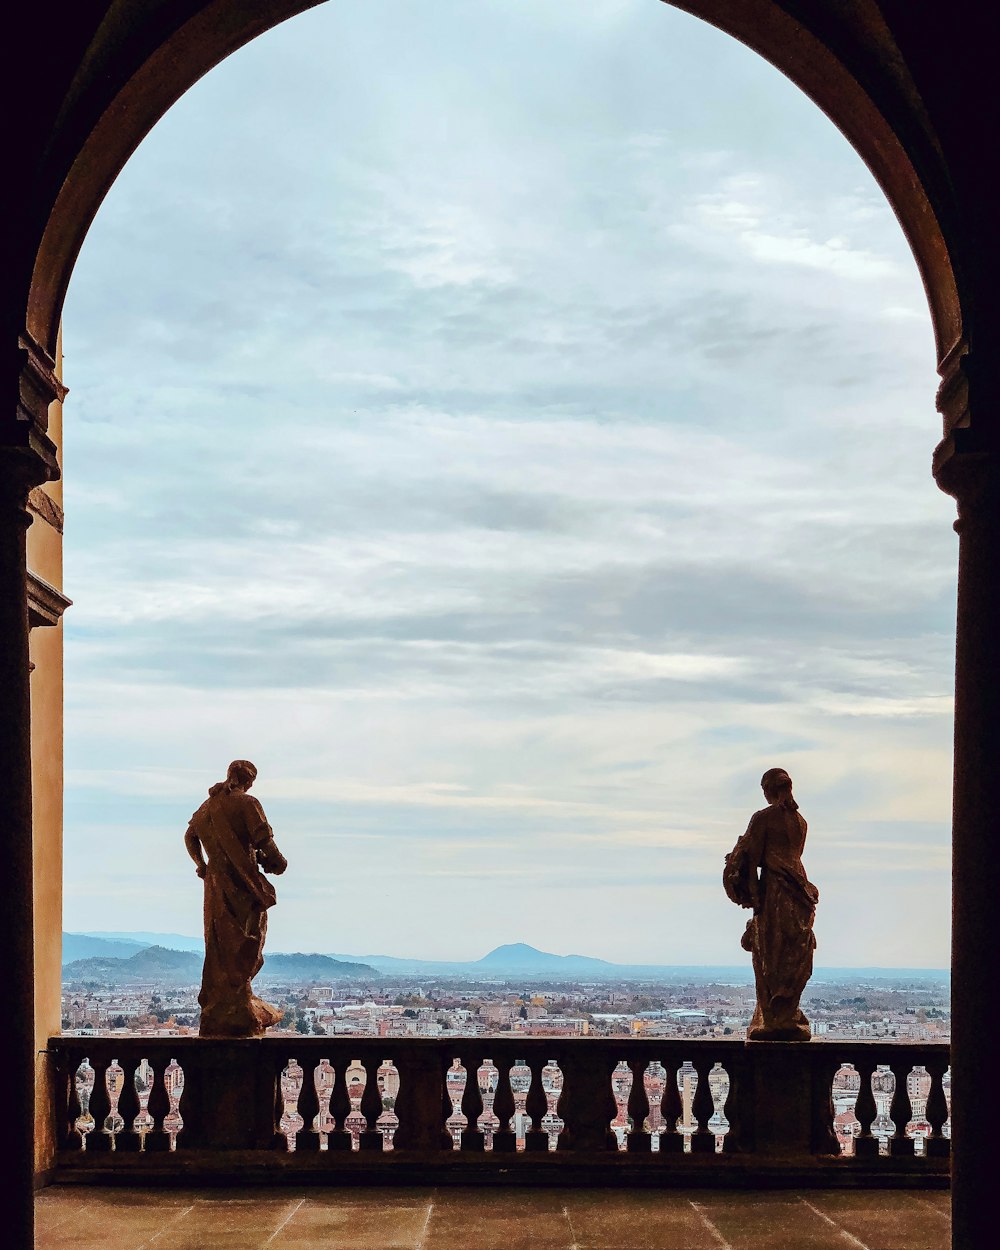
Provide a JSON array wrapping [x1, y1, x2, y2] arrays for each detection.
[[35, 1184, 950, 1249]]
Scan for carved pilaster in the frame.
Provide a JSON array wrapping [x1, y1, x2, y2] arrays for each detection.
[[1, 327, 68, 1250], [931, 342, 1000, 1250], [0, 334, 56, 1250]]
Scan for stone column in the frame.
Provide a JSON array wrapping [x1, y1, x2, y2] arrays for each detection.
[[1, 336, 60, 1250], [934, 351, 1000, 1250]]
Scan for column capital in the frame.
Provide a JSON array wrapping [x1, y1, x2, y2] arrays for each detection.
[[1, 331, 63, 495], [934, 444, 1000, 534]]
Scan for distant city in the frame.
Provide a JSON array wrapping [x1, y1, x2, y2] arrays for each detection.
[[60, 933, 950, 1043]]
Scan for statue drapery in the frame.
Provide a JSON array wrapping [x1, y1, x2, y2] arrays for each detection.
[[727, 771, 818, 1041], [184, 763, 287, 1038]]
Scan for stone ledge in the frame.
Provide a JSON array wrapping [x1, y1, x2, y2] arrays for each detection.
[[28, 571, 72, 628]]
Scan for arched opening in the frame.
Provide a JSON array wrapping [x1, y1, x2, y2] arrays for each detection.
[[8, 3, 985, 1248], [59, 0, 953, 979]]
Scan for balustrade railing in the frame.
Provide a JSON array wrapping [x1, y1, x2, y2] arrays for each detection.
[[48, 1036, 949, 1186]]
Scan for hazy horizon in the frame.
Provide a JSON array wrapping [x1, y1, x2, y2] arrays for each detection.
[[64, 930, 950, 975]]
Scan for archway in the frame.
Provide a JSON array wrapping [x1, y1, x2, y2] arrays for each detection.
[[59, 0, 955, 990], [6, 5, 988, 1250]]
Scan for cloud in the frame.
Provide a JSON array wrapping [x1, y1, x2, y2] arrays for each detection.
[[677, 174, 902, 281]]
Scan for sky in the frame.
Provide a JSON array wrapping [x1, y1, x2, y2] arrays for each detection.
[[60, 0, 956, 967]]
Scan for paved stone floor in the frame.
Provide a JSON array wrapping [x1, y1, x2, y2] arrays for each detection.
[[34, 1186, 951, 1250]]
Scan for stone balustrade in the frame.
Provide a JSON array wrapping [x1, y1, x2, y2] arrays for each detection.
[[49, 1036, 950, 1187]]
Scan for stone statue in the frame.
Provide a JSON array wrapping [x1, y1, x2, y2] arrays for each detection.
[[184, 759, 287, 1037], [724, 768, 819, 1041]]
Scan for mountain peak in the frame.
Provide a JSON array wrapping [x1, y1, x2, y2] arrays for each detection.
[[481, 943, 544, 960], [476, 943, 611, 970]]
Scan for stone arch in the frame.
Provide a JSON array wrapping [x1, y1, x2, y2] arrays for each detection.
[[25, 0, 962, 366], [10, 5, 989, 1249]]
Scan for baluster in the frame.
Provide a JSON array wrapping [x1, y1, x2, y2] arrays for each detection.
[[675, 1059, 699, 1153], [344, 1059, 367, 1151], [832, 1063, 862, 1157], [279, 1059, 305, 1153], [540, 1059, 565, 1152], [509, 1059, 532, 1152], [870, 1064, 897, 1156], [133, 1059, 155, 1151], [312, 1059, 336, 1150], [610, 1060, 633, 1151], [477, 1059, 500, 1151], [73, 1058, 96, 1151], [163, 1058, 185, 1152], [376, 1059, 400, 1152], [102, 1058, 125, 1151], [707, 1062, 730, 1153], [445, 1059, 468, 1150], [642, 1060, 667, 1152], [941, 1066, 952, 1141], [905, 1065, 933, 1157]]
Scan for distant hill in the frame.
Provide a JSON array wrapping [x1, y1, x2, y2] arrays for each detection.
[[63, 943, 376, 985], [260, 952, 376, 980], [325, 952, 466, 975], [476, 943, 615, 972], [320, 942, 620, 977], [63, 945, 202, 984], [63, 933, 150, 964]]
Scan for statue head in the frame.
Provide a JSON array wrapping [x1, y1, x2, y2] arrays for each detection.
[[760, 767, 797, 809], [226, 759, 257, 792]]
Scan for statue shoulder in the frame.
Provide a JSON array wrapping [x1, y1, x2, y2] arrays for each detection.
[[226, 790, 261, 813], [243, 794, 268, 821], [752, 804, 791, 834], [743, 807, 771, 837], [236, 793, 273, 841], [187, 796, 211, 827]]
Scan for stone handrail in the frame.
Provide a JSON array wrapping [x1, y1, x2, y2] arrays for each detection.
[[48, 1035, 950, 1186]]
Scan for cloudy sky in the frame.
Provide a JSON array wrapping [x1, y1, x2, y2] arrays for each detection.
[[60, 0, 955, 967]]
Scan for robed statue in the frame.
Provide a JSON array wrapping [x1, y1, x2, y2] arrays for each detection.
[[724, 768, 818, 1041], [184, 759, 288, 1038]]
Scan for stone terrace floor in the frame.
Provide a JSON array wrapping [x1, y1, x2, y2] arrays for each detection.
[[35, 1185, 951, 1250]]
